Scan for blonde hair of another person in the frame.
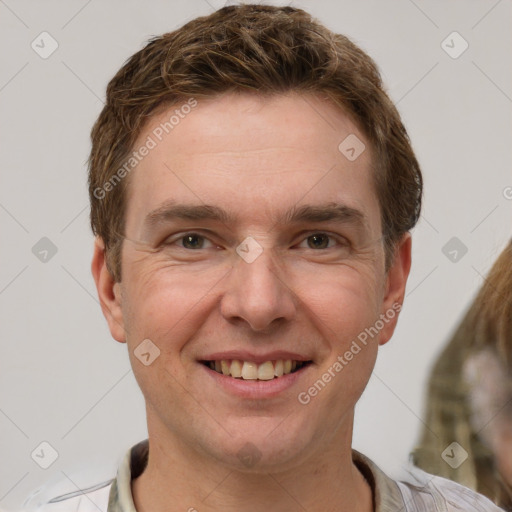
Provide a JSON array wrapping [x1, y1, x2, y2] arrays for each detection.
[[412, 240, 512, 510]]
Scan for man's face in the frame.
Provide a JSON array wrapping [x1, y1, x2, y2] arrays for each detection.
[[94, 92, 410, 471]]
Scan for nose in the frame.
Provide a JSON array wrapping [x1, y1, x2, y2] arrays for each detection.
[[220, 246, 297, 333]]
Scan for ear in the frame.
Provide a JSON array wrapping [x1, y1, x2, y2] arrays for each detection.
[[378, 233, 412, 346], [91, 237, 126, 343]]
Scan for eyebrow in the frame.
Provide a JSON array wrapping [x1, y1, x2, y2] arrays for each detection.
[[142, 200, 368, 233]]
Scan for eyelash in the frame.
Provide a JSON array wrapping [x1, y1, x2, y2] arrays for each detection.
[[164, 231, 349, 251]]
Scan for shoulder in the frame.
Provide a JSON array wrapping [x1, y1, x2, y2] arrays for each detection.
[[352, 450, 504, 511], [33, 480, 113, 512], [396, 469, 504, 511]]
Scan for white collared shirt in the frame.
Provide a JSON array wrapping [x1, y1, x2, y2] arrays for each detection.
[[29, 440, 505, 512]]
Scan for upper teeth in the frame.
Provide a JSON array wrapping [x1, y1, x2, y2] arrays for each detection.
[[208, 359, 306, 380]]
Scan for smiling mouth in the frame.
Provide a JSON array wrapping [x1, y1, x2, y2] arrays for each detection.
[[202, 359, 312, 380]]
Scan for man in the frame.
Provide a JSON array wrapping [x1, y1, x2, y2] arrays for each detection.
[[35, 4, 504, 511]]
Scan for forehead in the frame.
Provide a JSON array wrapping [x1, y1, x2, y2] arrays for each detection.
[[124, 92, 379, 234], [137, 92, 366, 165]]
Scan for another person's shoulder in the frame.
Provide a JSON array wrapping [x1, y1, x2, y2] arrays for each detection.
[[31, 479, 113, 512]]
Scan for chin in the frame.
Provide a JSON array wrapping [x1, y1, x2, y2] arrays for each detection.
[[208, 419, 317, 473]]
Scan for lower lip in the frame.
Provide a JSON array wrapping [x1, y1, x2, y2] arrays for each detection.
[[201, 363, 311, 399]]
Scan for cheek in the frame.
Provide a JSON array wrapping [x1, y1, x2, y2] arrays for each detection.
[[296, 263, 382, 327], [297, 269, 381, 398], [122, 258, 231, 344], [122, 251, 383, 346]]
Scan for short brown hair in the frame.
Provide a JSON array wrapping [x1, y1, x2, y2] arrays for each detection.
[[88, 3, 422, 281]]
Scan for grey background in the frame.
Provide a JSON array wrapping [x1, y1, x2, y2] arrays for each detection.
[[1, 0, 511, 510]]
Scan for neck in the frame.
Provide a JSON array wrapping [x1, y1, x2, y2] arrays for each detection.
[[132, 424, 373, 512]]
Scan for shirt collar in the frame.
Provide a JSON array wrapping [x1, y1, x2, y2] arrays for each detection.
[[107, 439, 406, 512]]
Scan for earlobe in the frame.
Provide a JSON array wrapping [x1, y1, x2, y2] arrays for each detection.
[[91, 237, 126, 343], [378, 233, 412, 346]]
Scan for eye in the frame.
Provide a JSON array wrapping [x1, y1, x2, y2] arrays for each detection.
[[297, 233, 347, 250], [162, 231, 348, 252], [165, 232, 215, 250]]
